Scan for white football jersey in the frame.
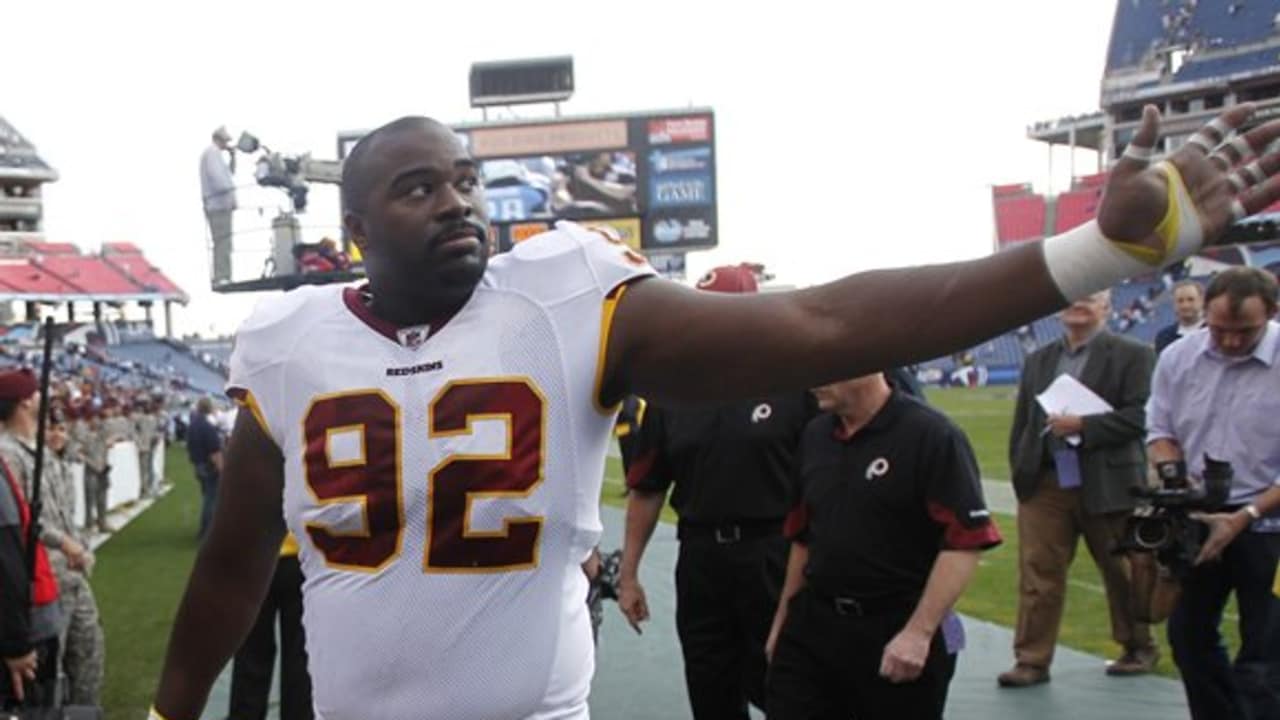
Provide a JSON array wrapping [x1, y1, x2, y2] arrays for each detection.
[[227, 222, 654, 720]]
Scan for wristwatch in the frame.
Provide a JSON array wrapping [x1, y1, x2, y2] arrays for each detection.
[[1243, 504, 1262, 521]]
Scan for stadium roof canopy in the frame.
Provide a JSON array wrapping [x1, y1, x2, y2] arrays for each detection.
[[0, 117, 58, 184], [0, 234, 188, 304], [1026, 113, 1107, 151]]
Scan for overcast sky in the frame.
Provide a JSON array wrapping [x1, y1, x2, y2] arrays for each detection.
[[7, 0, 1115, 337]]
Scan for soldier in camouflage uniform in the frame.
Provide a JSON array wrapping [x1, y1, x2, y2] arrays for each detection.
[[0, 370, 62, 708], [67, 406, 94, 530], [155, 400, 170, 489], [0, 398, 106, 707], [103, 402, 135, 452], [43, 412, 104, 705], [133, 401, 161, 498], [81, 408, 112, 534]]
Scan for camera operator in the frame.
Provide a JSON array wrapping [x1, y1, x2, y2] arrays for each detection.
[[200, 126, 236, 285], [1147, 266, 1280, 719]]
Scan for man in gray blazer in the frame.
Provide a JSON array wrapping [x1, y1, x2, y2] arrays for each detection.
[[999, 290, 1157, 688]]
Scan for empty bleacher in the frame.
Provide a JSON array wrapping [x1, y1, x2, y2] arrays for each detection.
[[1054, 188, 1103, 234], [35, 255, 145, 297], [109, 341, 226, 396], [1107, 0, 1280, 73], [1175, 47, 1280, 84], [916, 275, 1199, 385], [993, 185, 1047, 247]]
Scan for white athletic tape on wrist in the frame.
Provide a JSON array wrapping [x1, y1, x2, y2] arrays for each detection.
[[1042, 221, 1153, 302], [1042, 161, 1203, 301], [148, 707, 172, 720], [1123, 144, 1155, 162]]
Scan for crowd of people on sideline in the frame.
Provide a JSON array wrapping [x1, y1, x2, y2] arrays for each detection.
[[0, 326, 235, 713], [616, 266, 1280, 720]]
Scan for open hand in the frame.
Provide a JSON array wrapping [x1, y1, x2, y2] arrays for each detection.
[[1096, 104, 1280, 262], [1190, 510, 1251, 565]]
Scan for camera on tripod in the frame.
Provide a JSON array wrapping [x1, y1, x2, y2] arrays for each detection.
[[1118, 456, 1233, 578]]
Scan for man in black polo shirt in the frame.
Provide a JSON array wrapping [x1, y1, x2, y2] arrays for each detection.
[[617, 265, 816, 719], [766, 372, 1000, 719], [186, 397, 224, 540]]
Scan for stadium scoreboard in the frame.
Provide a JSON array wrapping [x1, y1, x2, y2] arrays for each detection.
[[339, 109, 718, 273]]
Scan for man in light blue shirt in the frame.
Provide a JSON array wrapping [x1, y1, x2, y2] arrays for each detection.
[[1147, 266, 1280, 720]]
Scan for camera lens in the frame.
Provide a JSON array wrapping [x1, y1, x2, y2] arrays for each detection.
[[1134, 518, 1170, 550]]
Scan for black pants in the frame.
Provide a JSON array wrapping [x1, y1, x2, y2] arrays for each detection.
[[229, 555, 313, 720], [675, 533, 787, 720], [1167, 530, 1280, 720], [767, 587, 956, 720], [0, 637, 59, 711]]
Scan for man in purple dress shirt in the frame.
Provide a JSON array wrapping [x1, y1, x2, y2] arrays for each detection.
[[1147, 266, 1280, 720]]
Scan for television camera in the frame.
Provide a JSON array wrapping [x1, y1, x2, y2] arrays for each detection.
[[1118, 456, 1233, 579], [234, 132, 341, 214]]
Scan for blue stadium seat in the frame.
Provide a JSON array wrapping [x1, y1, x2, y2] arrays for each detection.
[[1108, 0, 1280, 74], [1176, 48, 1280, 83], [110, 341, 226, 396]]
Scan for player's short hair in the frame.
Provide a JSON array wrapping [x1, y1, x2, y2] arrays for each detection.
[[341, 116, 447, 216], [1205, 266, 1278, 316]]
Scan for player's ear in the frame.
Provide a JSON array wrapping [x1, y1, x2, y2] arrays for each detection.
[[344, 212, 369, 252]]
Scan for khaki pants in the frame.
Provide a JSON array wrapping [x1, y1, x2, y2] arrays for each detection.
[[206, 209, 233, 283], [1013, 471, 1153, 668]]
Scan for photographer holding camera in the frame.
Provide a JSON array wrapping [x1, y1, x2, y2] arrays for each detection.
[[1147, 266, 1280, 720]]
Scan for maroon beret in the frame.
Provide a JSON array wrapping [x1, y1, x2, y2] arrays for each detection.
[[0, 369, 38, 401]]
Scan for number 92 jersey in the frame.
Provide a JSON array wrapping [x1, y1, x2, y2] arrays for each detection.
[[227, 222, 654, 720]]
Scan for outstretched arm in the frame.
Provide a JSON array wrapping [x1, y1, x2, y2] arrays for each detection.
[[152, 410, 286, 720], [605, 105, 1280, 406]]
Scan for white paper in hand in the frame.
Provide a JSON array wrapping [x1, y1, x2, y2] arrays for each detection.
[[1035, 374, 1112, 447]]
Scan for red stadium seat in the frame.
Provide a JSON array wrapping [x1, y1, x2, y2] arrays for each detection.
[[994, 193, 1047, 244], [1054, 188, 1103, 233]]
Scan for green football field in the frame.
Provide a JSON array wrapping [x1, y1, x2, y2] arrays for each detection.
[[95, 390, 1240, 716]]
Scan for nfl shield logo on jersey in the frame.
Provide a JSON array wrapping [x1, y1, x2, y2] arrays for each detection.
[[396, 325, 430, 349]]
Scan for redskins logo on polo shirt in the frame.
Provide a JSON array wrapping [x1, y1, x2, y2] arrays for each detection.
[[865, 457, 890, 480], [750, 403, 773, 424]]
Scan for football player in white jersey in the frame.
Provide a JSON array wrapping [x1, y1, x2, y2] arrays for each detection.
[[152, 107, 1280, 720]]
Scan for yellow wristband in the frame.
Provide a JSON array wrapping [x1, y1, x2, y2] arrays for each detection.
[[149, 706, 173, 720]]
